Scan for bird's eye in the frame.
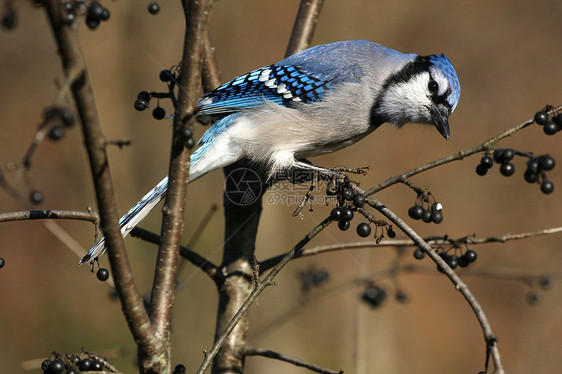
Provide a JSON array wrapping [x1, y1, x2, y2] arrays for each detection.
[[428, 79, 438, 94]]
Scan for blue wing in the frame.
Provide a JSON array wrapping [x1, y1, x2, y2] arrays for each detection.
[[197, 64, 334, 116]]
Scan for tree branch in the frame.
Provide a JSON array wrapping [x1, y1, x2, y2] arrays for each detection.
[[147, 0, 213, 370], [243, 347, 342, 374], [130, 227, 219, 281], [259, 226, 562, 271], [43, 0, 160, 360], [0, 209, 99, 225], [368, 196, 505, 374], [285, 0, 325, 56], [195, 217, 333, 374]]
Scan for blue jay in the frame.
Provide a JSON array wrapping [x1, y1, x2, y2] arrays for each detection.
[[80, 39, 460, 264]]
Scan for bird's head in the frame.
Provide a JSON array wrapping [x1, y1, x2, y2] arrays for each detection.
[[372, 54, 461, 140]]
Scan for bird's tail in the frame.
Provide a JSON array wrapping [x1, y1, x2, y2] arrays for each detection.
[[79, 176, 170, 264], [79, 127, 243, 265]]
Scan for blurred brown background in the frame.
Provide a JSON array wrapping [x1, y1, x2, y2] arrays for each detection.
[[1, 1, 561, 373]]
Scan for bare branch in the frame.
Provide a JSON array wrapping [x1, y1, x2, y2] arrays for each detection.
[[259, 226, 562, 270], [243, 346, 343, 374], [42, 0, 159, 357], [148, 0, 214, 359], [285, 0, 326, 56], [0, 209, 98, 225], [130, 226, 219, 281], [195, 217, 333, 374], [368, 196, 505, 374]]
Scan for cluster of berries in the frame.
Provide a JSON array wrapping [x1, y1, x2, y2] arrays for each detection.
[[60, 1, 110, 29], [43, 106, 76, 142], [41, 355, 104, 374], [330, 188, 395, 239], [476, 148, 555, 194], [413, 247, 478, 270], [134, 70, 176, 119], [298, 268, 330, 291], [534, 108, 562, 136], [408, 201, 443, 224]]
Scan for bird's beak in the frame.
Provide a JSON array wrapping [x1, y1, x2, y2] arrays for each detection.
[[429, 104, 451, 140]]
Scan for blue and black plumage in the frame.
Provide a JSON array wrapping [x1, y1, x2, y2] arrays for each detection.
[[80, 39, 460, 264]]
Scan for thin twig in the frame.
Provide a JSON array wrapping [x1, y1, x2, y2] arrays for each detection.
[[130, 226, 219, 281], [366, 105, 562, 196], [195, 217, 333, 374], [243, 346, 343, 374], [0, 209, 99, 225], [259, 226, 562, 271]]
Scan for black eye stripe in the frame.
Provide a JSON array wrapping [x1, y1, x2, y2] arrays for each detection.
[[432, 87, 452, 108]]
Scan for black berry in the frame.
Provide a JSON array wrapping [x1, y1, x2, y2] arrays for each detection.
[[476, 163, 488, 176], [543, 122, 558, 135], [60, 108, 75, 127], [413, 248, 425, 260], [361, 285, 387, 307], [341, 188, 353, 201], [47, 359, 65, 373], [527, 158, 540, 174], [0, 257, 4, 268], [464, 249, 478, 263], [100, 8, 110, 21], [148, 2, 160, 14], [524, 170, 539, 183], [138, 91, 150, 101], [337, 220, 350, 231], [185, 137, 195, 149], [480, 155, 493, 169], [534, 110, 549, 125], [79, 358, 92, 371], [85, 14, 100, 29], [408, 204, 424, 220], [493, 148, 513, 163], [159, 69, 173, 82], [134, 99, 148, 111], [330, 208, 343, 221], [30, 190, 44, 205], [499, 162, 515, 176], [42, 359, 50, 371], [356, 223, 371, 238], [2, 12, 16, 30], [538, 155, 555, 171], [431, 210, 443, 223], [540, 180, 554, 194], [352, 194, 366, 207], [92, 361, 104, 371], [526, 291, 539, 305], [97, 268, 110, 281], [341, 208, 354, 222], [88, 2, 104, 20], [173, 364, 186, 374], [48, 126, 65, 141], [152, 107, 166, 120]]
